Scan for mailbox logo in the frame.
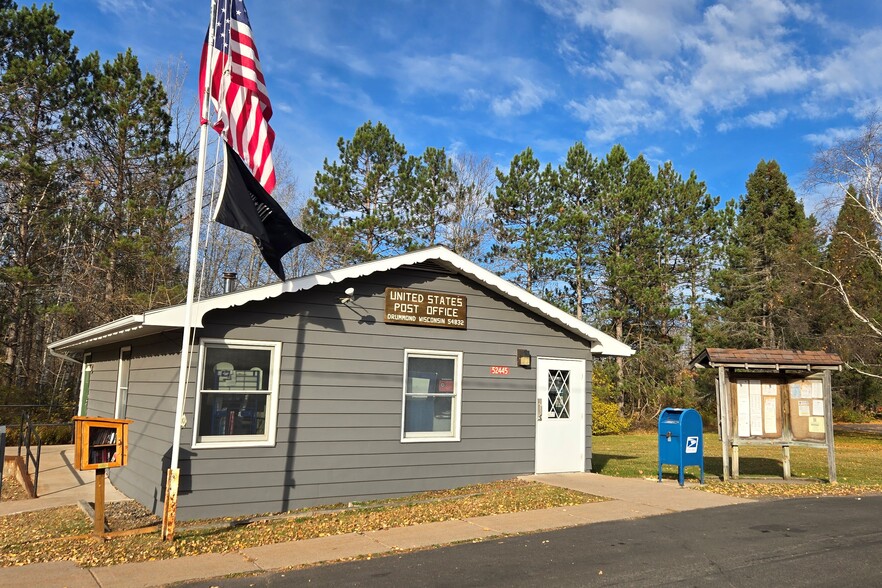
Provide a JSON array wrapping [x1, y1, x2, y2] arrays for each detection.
[[685, 436, 699, 454]]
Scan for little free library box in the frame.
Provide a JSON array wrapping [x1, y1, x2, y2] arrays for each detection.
[[50, 247, 632, 520]]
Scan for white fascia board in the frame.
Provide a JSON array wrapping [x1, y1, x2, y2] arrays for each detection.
[[48, 314, 145, 352], [424, 249, 635, 358], [50, 246, 633, 358]]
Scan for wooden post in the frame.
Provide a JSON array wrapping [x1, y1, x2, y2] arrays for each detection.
[[161, 467, 180, 541], [94, 468, 106, 538], [782, 446, 791, 480], [718, 366, 731, 482], [731, 444, 739, 479], [823, 369, 837, 483]]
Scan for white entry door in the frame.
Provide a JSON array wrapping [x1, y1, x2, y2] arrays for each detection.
[[535, 358, 586, 474]]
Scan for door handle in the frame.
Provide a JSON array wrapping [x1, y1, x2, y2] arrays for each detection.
[[537, 398, 542, 421]]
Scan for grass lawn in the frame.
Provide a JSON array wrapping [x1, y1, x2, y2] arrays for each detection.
[[0, 479, 600, 568], [593, 430, 882, 497]]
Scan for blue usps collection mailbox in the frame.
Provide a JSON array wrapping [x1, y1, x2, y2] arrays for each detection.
[[658, 407, 704, 486]]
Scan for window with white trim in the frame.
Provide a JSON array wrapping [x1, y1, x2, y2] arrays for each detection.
[[401, 350, 462, 442], [114, 347, 131, 419], [193, 339, 281, 448]]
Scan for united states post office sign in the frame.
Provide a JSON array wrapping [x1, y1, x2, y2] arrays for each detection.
[[384, 287, 467, 329]]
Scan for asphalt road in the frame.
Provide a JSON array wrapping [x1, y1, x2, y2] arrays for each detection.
[[176, 496, 882, 587]]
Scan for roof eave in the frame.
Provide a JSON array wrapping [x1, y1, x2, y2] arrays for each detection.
[[48, 314, 146, 353], [49, 246, 634, 358], [702, 361, 843, 372]]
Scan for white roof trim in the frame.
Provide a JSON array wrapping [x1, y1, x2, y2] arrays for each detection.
[[50, 246, 633, 357]]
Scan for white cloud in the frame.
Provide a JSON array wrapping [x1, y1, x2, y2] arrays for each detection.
[[95, 0, 145, 15], [814, 30, 882, 99], [305, 71, 381, 117], [716, 109, 789, 132], [541, 0, 700, 56], [803, 126, 861, 148], [397, 53, 551, 117], [270, 5, 377, 77], [398, 54, 493, 95], [745, 109, 788, 127], [568, 95, 666, 143], [540, 0, 863, 142], [491, 78, 553, 117]]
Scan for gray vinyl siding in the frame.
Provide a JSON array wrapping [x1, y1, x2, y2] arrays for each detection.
[[84, 269, 596, 520], [83, 333, 187, 514], [584, 360, 594, 473]]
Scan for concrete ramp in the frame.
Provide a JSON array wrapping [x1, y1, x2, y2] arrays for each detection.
[[525, 472, 751, 513], [1, 444, 128, 515]]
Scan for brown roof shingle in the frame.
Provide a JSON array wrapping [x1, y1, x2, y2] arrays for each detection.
[[692, 348, 843, 368]]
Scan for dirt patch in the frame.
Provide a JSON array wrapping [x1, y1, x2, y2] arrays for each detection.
[[104, 500, 161, 532]]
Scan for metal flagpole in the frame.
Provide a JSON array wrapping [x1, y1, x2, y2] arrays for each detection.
[[161, 0, 218, 542]]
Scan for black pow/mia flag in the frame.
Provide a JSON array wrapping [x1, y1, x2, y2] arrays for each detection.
[[215, 141, 313, 281]]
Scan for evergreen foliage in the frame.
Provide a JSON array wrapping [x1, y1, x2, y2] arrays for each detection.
[[710, 160, 820, 349], [307, 121, 411, 265], [0, 3, 191, 401], [821, 188, 882, 412], [7, 1, 882, 425], [487, 147, 556, 294], [304, 122, 492, 270], [548, 141, 598, 319]]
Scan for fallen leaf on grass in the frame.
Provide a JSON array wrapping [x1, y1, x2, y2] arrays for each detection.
[[0, 479, 605, 569]]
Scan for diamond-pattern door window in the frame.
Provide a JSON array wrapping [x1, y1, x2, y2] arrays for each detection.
[[547, 369, 570, 419]]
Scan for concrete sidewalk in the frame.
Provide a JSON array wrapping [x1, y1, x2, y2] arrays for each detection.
[[0, 466, 751, 588], [2, 444, 127, 516]]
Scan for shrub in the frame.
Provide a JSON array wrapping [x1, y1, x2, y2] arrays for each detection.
[[592, 399, 631, 435], [1, 423, 74, 447], [833, 406, 871, 423]]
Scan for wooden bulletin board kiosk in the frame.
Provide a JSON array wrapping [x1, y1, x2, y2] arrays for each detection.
[[73, 416, 133, 537], [690, 349, 842, 483]]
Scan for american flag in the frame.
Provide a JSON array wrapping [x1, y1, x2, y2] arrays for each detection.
[[199, 0, 276, 194]]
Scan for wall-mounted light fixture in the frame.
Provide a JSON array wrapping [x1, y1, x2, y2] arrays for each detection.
[[340, 287, 356, 304], [517, 349, 532, 368]]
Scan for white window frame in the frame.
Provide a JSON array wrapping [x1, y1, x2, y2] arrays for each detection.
[[192, 338, 282, 449], [114, 347, 131, 419], [400, 349, 463, 443]]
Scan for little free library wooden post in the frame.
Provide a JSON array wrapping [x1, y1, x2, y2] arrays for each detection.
[[690, 349, 842, 483], [73, 416, 132, 537]]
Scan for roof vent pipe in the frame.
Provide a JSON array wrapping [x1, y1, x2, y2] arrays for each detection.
[[222, 272, 237, 294]]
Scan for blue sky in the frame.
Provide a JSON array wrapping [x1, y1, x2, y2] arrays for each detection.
[[56, 0, 882, 215]]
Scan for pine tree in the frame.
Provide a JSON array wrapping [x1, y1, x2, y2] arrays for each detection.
[[0, 3, 91, 389], [306, 121, 412, 267], [406, 146, 456, 247], [654, 163, 721, 356], [711, 160, 820, 349], [550, 141, 599, 319], [821, 188, 882, 411], [80, 49, 190, 320], [487, 148, 555, 294]]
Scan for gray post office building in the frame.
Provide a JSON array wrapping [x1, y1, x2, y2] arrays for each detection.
[[50, 247, 633, 520]]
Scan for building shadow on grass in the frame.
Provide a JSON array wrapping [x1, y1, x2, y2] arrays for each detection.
[[591, 453, 639, 472], [703, 456, 788, 479], [593, 453, 787, 481]]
